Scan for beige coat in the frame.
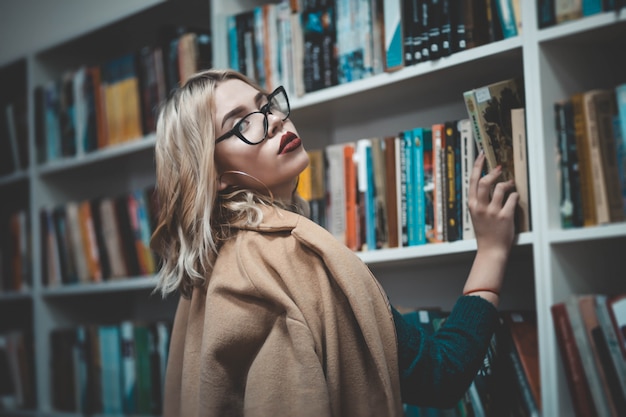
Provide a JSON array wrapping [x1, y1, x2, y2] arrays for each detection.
[[163, 207, 403, 417]]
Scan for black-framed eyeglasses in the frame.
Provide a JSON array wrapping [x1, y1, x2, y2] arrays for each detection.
[[215, 86, 291, 145]]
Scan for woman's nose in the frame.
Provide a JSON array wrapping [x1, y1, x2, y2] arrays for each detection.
[[266, 112, 284, 139]]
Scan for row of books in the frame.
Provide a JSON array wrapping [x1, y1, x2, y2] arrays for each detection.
[[537, 0, 624, 29], [399, 308, 540, 417], [0, 98, 29, 176], [50, 319, 171, 415], [40, 186, 159, 287], [33, 27, 211, 165], [0, 209, 30, 294], [555, 83, 626, 229], [0, 330, 35, 411], [297, 77, 530, 251], [551, 293, 626, 417], [227, 0, 520, 97]]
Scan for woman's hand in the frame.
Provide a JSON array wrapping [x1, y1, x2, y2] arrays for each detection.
[[462, 152, 519, 305], [468, 151, 519, 259]]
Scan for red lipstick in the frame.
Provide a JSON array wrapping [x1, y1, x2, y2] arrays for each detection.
[[278, 132, 301, 154]]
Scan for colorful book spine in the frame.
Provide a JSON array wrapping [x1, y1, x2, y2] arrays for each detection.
[[495, 0, 518, 38], [99, 325, 123, 414], [383, 0, 404, 71], [119, 321, 137, 414], [412, 127, 430, 245], [403, 129, 417, 246], [615, 84, 626, 217], [357, 139, 376, 250]]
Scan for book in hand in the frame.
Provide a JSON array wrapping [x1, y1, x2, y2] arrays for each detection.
[[463, 77, 526, 184]]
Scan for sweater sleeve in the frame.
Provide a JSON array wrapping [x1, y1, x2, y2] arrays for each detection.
[[393, 295, 500, 407]]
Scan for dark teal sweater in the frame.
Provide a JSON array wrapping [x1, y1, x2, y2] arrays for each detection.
[[392, 295, 499, 407]]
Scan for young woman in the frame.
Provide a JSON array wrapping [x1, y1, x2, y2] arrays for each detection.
[[151, 69, 519, 417]]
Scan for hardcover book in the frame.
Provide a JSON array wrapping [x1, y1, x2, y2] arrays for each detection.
[[383, 0, 404, 71], [463, 77, 525, 184], [511, 108, 531, 232], [501, 311, 542, 416], [555, 99, 584, 228], [458, 118, 476, 240], [551, 301, 597, 417], [383, 135, 400, 248]]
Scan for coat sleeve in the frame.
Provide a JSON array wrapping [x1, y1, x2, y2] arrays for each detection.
[[198, 232, 333, 417], [394, 295, 500, 408]]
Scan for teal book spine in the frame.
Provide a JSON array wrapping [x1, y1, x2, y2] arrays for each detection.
[[403, 129, 417, 246], [412, 127, 430, 245], [495, 0, 518, 39]]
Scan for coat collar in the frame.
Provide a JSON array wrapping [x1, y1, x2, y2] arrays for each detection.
[[232, 205, 301, 233]]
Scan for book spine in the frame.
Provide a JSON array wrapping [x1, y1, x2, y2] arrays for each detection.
[[503, 327, 541, 416], [511, 108, 531, 232], [578, 295, 623, 416], [432, 123, 445, 242], [594, 91, 625, 222], [495, 0, 518, 38], [617, 84, 626, 218], [326, 143, 348, 245], [566, 296, 613, 417], [571, 93, 597, 226], [458, 119, 476, 240], [365, 142, 377, 250], [99, 325, 123, 414], [556, 101, 574, 228], [595, 295, 626, 406], [119, 321, 137, 413], [444, 121, 459, 242], [412, 128, 428, 245], [537, 0, 556, 28], [583, 91, 611, 224], [371, 138, 389, 248], [403, 130, 417, 245], [227, 15, 239, 72], [383, 136, 399, 248], [383, 0, 405, 71], [551, 302, 597, 417], [464, 89, 489, 163], [344, 143, 359, 251], [582, 0, 603, 15], [396, 135, 408, 247]]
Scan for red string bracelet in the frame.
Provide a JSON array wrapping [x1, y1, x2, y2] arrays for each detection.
[[463, 288, 500, 296]]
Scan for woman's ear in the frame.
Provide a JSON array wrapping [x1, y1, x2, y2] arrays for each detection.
[[217, 174, 229, 191]]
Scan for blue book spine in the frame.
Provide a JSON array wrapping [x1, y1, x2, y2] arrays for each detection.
[[365, 144, 377, 250], [412, 128, 428, 245], [227, 15, 239, 71], [403, 130, 416, 245], [495, 0, 518, 38], [582, 0, 603, 15], [99, 325, 123, 414], [383, 0, 404, 70], [617, 84, 626, 216]]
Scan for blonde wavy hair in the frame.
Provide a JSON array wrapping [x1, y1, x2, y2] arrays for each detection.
[[151, 69, 308, 298]]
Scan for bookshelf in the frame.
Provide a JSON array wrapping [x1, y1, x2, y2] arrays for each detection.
[[0, 1, 624, 416], [0, 0, 209, 415]]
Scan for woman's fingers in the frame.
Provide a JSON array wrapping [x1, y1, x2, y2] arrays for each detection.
[[490, 179, 516, 209], [469, 151, 485, 199]]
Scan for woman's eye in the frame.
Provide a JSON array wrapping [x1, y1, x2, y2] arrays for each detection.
[[235, 119, 251, 133]]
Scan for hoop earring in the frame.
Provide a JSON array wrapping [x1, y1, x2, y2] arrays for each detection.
[[218, 170, 275, 202]]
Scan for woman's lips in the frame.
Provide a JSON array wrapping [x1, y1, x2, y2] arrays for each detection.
[[278, 132, 301, 154]]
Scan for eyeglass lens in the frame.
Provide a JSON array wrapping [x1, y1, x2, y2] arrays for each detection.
[[237, 89, 290, 144]]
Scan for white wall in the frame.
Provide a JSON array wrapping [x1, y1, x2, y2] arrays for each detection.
[[0, 0, 164, 66]]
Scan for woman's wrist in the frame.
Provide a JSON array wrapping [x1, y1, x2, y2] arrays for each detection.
[[462, 289, 500, 307], [463, 288, 500, 296]]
